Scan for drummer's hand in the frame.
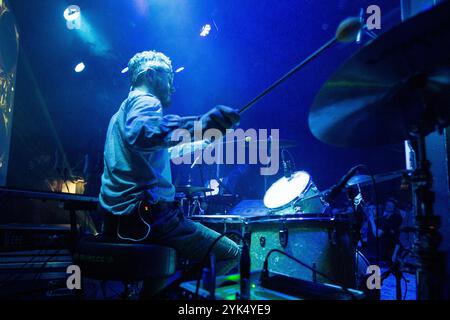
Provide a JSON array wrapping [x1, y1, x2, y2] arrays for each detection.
[[200, 105, 240, 134]]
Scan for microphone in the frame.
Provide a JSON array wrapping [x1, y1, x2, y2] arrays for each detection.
[[240, 239, 251, 300], [281, 150, 291, 179], [324, 165, 361, 203]]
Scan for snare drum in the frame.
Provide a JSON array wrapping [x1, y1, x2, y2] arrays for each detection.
[[263, 171, 328, 214]]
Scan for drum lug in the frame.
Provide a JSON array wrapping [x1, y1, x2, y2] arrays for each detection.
[[279, 226, 288, 248], [259, 236, 266, 248]]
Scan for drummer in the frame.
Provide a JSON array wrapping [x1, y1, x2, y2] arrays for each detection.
[[99, 50, 241, 278]]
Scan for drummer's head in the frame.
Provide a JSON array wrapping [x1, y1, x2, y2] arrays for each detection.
[[128, 50, 175, 108]]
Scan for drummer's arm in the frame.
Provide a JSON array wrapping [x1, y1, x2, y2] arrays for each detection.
[[168, 139, 213, 159], [124, 95, 198, 151]]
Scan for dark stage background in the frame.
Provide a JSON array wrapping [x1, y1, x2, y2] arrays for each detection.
[[2, 0, 410, 224]]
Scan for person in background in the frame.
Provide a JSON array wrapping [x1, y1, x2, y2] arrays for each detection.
[[365, 198, 403, 265]]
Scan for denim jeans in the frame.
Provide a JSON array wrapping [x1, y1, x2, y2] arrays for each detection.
[[103, 202, 241, 276]]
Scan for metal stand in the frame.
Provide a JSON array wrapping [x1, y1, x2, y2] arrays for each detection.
[[409, 131, 446, 300], [381, 261, 404, 300]]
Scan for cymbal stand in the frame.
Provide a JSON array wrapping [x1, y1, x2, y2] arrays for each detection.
[[408, 128, 446, 300]]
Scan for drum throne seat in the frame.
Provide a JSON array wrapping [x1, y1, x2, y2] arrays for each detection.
[[73, 234, 178, 299]]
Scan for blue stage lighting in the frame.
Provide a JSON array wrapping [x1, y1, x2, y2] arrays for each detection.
[[75, 62, 85, 73], [200, 24, 211, 37], [64, 5, 81, 22]]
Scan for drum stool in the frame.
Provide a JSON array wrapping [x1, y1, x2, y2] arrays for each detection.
[[73, 234, 178, 299]]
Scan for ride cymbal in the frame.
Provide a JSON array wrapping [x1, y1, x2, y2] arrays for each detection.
[[309, 1, 450, 147]]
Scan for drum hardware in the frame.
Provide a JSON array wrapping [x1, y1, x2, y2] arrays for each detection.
[[261, 249, 358, 300], [281, 147, 294, 179], [346, 170, 409, 188], [259, 236, 266, 248], [309, 1, 450, 299], [279, 226, 288, 248], [175, 185, 214, 195], [175, 185, 214, 217]]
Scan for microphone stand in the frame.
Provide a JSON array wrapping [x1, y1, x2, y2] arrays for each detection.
[[239, 233, 251, 300], [380, 259, 404, 300]]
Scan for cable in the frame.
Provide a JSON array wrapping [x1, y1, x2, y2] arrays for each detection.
[[194, 231, 245, 300], [116, 205, 151, 242], [262, 249, 357, 300]]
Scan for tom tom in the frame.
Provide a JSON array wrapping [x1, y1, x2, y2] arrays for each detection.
[[263, 171, 328, 214]]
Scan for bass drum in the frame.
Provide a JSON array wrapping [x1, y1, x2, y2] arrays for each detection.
[[263, 171, 328, 214]]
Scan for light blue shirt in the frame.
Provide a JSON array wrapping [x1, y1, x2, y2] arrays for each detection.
[[99, 90, 195, 215]]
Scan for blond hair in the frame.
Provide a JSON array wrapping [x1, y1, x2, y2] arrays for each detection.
[[128, 50, 172, 85]]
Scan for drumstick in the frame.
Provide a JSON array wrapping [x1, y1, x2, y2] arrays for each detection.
[[238, 17, 361, 115]]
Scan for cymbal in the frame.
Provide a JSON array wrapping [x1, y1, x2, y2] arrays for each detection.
[[175, 185, 214, 194], [347, 170, 407, 187], [309, 1, 450, 147]]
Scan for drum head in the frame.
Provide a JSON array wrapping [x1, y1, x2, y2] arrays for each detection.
[[263, 171, 311, 210]]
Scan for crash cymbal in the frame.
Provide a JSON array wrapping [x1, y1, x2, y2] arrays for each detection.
[[176, 185, 214, 194], [0, 8, 19, 74], [346, 170, 407, 187], [309, 1, 450, 147]]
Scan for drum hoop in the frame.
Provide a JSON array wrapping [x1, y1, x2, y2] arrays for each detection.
[[243, 213, 349, 224], [189, 215, 245, 224], [266, 177, 315, 211], [190, 213, 348, 224]]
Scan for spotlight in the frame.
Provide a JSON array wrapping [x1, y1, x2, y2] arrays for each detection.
[[200, 24, 211, 37], [64, 5, 81, 22], [175, 67, 185, 73], [75, 62, 85, 73]]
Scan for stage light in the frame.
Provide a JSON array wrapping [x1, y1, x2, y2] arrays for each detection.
[[64, 5, 80, 22], [200, 24, 211, 37], [64, 5, 81, 22], [75, 62, 85, 73], [175, 67, 185, 73]]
